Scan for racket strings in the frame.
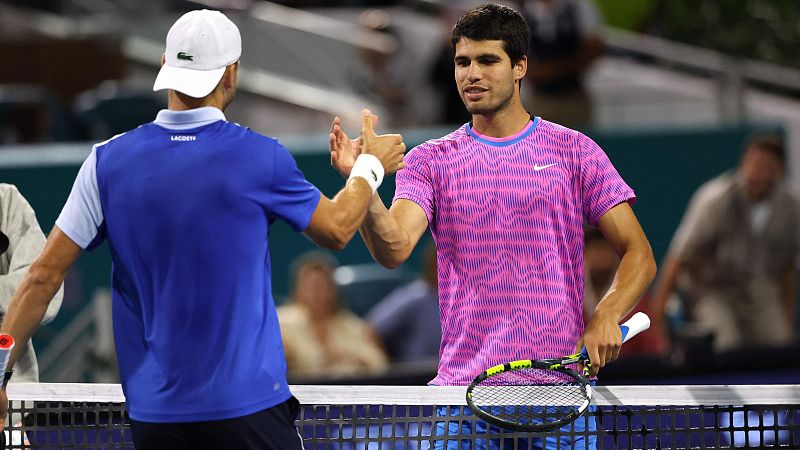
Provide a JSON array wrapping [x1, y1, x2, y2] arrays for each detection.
[[470, 368, 589, 427]]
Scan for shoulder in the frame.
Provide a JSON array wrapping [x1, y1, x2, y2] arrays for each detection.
[[534, 119, 598, 162], [536, 119, 587, 148], [775, 182, 800, 208], [692, 172, 736, 205], [0, 183, 21, 198], [219, 122, 280, 146], [93, 130, 130, 152], [407, 125, 470, 160], [0, 183, 27, 215], [334, 310, 372, 331], [276, 303, 307, 326]]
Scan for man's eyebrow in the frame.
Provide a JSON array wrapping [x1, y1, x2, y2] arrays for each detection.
[[455, 53, 502, 60]]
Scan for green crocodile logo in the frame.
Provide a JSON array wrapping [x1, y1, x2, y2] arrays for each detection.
[[177, 52, 194, 61]]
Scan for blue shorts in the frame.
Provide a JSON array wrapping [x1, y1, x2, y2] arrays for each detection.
[[129, 397, 303, 450], [433, 404, 597, 450]]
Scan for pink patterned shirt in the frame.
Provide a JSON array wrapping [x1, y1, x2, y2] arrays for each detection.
[[394, 117, 635, 385]]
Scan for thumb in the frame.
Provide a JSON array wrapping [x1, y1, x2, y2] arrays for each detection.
[[360, 109, 377, 140]]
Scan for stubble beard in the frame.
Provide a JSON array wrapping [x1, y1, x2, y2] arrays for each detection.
[[462, 83, 515, 116]]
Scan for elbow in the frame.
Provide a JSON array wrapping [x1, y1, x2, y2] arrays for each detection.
[[327, 232, 349, 251], [374, 246, 411, 270], [25, 264, 64, 304], [27, 265, 60, 292], [642, 248, 657, 287]]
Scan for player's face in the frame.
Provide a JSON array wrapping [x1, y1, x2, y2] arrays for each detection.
[[454, 38, 522, 116], [739, 145, 783, 201], [294, 267, 338, 318]]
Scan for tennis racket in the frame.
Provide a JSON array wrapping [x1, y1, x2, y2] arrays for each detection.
[[0, 334, 13, 374], [1, 334, 15, 450], [465, 312, 650, 432]]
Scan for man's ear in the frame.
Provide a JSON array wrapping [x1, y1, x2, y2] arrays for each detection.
[[224, 63, 238, 89], [160, 54, 166, 66], [514, 55, 527, 80]]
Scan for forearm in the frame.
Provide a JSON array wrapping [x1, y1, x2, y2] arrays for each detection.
[[0, 264, 64, 371], [359, 196, 413, 268], [593, 245, 656, 322], [1, 260, 65, 325], [313, 179, 373, 251]]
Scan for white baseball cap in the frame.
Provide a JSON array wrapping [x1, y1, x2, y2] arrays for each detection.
[[153, 10, 242, 98]]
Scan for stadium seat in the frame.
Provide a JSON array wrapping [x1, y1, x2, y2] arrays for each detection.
[[74, 81, 165, 141], [0, 83, 80, 144]]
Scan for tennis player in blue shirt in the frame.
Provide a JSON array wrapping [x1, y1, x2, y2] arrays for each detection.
[[0, 9, 405, 450]]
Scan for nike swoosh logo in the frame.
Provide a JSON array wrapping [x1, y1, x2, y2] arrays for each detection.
[[534, 163, 558, 171]]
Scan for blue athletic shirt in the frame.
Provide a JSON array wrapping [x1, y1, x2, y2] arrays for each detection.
[[56, 107, 321, 422]]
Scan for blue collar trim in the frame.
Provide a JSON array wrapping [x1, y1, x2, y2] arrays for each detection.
[[466, 116, 539, 147]]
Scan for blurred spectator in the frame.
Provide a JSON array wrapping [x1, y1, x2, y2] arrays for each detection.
[[428, 2, 473, 125], [0, 183, 63, 383], [367, 242, 440, 362], [650, 135, 799, 353], [356, 9, 406, 125], [520, 0, 604, 129], [356, 8, 442, 127], [278, 251, 388, 379]]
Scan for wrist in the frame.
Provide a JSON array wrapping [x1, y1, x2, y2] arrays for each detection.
[[2, 370, 12, 390], [348, 154, 384, 195]]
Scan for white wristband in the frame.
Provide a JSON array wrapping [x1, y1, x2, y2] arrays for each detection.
[[348, 154, 384, 195]]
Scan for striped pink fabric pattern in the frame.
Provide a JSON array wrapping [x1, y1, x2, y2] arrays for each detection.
[[393, 117, 635, 386]]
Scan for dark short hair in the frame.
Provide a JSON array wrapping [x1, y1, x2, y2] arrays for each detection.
[[743, 133, 785, 166], [451, 3, 530, 65], [289, 250, 338, 288]]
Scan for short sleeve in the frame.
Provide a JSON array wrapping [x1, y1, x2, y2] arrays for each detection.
[[55, 147, 106, 250], [393, 145, 435, 225], [267, 142, 321, 232], [580, 136, 635, 226]]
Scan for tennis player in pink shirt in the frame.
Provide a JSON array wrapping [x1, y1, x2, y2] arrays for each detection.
[[330, 4, 655, 449]]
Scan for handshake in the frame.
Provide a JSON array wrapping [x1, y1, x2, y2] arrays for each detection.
[[328, 109, 406, 190]]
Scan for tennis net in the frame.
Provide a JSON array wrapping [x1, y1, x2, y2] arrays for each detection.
[[4, 383, 799, 449]]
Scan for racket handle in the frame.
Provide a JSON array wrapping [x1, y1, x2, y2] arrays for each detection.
[[0, 333, 15, 373], [620, 312, 650, 343], [580, 312, 650, 359]]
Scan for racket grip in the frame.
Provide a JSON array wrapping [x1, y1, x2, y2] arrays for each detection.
[[0, 333, 15, 373], [620, 312, 651, 343], [580, 312, 650, 359]]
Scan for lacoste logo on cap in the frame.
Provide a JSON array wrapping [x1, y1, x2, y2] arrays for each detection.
[[177, 52, 194, 61]]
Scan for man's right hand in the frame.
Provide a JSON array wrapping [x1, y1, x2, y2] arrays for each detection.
[[359, 109, 406, 175]]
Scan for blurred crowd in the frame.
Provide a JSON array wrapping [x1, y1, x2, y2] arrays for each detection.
[[1, 0, 609, 145]]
